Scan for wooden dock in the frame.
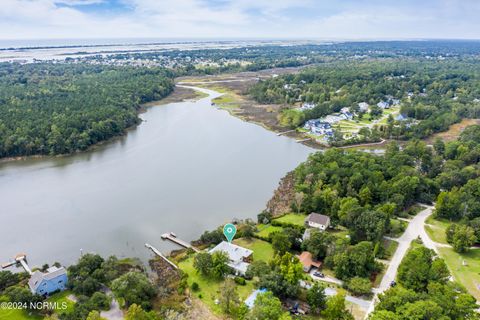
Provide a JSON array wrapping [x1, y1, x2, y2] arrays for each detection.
[[296, 138, 312, 143], [145, 243, 178, 269], [161, 233, 200, 252], [1, 254, 32, 275]]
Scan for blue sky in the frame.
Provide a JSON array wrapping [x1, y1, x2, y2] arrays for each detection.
[[1, 0, 480, 40]]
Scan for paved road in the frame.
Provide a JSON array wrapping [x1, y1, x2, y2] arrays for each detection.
[[309, 269, 343, 286], [100, 289, 124, 320], [365, 204, 436, 316]]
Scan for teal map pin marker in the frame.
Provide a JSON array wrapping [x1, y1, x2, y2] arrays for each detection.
[[223, 223, 237, 243]]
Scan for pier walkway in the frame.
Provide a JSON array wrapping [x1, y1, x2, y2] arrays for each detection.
[[161, 233, 200, 252]]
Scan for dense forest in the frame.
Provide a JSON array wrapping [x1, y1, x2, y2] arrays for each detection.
[[249, 60, 480, 140], [278, 125, 480, 284], [0, 63, 174, 158]]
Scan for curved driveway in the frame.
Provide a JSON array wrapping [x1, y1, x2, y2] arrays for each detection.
[[366, 205, 436, 317]]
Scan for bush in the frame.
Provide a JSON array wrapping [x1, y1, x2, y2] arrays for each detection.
[[346, 277, 372, 296], [257, 211, 272, 224], [88, 292, 111, 311], [199, 229, 224, 245], [191, 282, 200, 292], [234, 277, 246, 285]]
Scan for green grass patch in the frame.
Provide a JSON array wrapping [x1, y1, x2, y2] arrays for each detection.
[[438, 247, 480, 300], [0, 308, 42, 320], [424, 217, 450, 244], [47, 290, 75, 315], [255, 224, 283, 238], [233, 238, 275, 262], [211, 92, 240, 110], [425, 225, 448, 244], [212, 94, 235, 104], [409, 239, 424, 251], [274, 213, 306, 227], [178, 257, 254, 314], [0, 296, 42, 320]]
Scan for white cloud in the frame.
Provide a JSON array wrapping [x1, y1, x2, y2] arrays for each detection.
[[0, 0, 479, 40], [55, 0, 105, 5]]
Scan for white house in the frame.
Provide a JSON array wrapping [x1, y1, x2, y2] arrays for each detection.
[[390, 98, 401, 106], [324, 114, 343, 124], [300, 102, 316, 111], [209, 241, 253, 276], [377, 101, 390, 109], [305, 213, 330, 231], [358, 102, 369, 112]]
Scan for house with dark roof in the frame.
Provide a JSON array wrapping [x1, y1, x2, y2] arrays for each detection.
[[28, 266, 68, 296], [305, 213, 330, 231]]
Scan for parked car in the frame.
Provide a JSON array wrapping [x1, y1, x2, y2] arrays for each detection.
[[313, 272, 325, 278]]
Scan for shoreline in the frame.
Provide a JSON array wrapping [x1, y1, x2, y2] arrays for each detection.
[[179, 76, 390, 152], [0, 86, 203, 165]]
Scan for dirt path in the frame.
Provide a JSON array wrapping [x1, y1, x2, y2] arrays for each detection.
[[184, 298, 224, 320]]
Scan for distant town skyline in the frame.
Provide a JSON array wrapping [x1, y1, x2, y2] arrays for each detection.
[[2, 0, 480, 40]]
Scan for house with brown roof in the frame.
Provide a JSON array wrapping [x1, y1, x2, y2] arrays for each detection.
[[297, 251, 322, 272], [305, 213, 330, 231]]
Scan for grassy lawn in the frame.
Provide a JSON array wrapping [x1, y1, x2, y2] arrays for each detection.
[[233, 238, 275, 262], [0, 291, 75, 320], [0, 308, 42, 320], [178, 257, 254, 314], [47, 290, 75, 315], [425, 217, 450, 244], [438, 247, 480, 300], [274, 213, 306, 227], [255, 224, 283, 238], [0, 296, 42, 320]]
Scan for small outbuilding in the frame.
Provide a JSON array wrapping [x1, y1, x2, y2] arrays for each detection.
[[297, 251, 322, 273], [305, 213, 330, 231]]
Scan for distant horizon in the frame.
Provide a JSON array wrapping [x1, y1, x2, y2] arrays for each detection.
[[1, 37, 480, 50], [2, 1, 480, 41]]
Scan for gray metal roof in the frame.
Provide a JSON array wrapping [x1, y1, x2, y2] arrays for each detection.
[[305, 213, 330, 226], [28, 266, 67, 292], [209, 241, 253, 262]]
